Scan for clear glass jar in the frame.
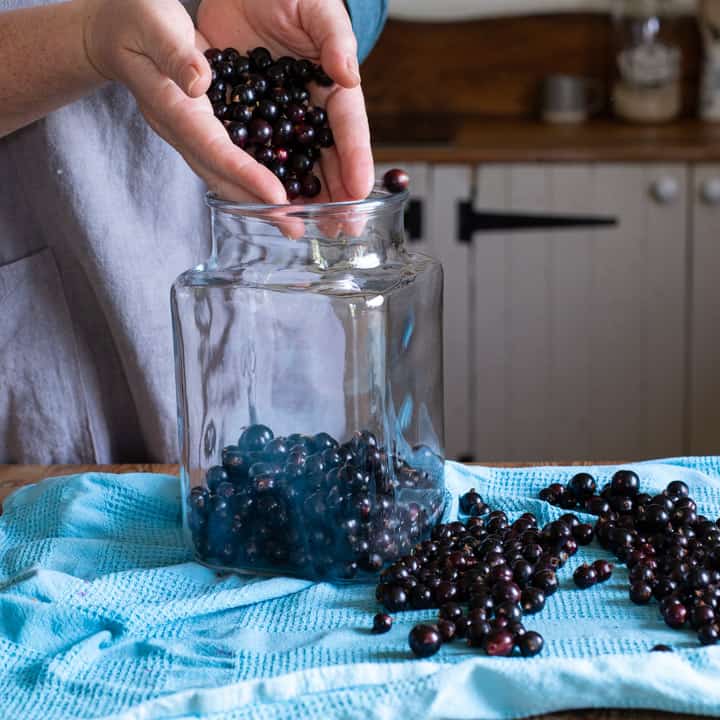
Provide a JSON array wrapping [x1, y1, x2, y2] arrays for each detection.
[[172, 189, 446, 581], [612, 0, 682, 123]]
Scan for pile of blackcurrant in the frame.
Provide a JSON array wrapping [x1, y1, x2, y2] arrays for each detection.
[[204, 46, 335, 200], [375, 496, 553, 659], [539, 470, 720, 647], [187, 424, 445, 580], [373, 470, 720, 660]]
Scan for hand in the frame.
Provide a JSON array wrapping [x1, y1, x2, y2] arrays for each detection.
[[197, 0, 374, 203], [81, 0, 287, 203]]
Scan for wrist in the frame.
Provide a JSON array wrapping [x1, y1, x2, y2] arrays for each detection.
[[74, 0, 113, 84]]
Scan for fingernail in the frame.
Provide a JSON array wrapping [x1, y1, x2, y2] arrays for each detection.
[[345, 54, 361, 85], [183, 66, 200, 95]]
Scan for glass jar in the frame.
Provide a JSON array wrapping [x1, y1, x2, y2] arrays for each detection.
[[611, 0, 682, 123], [172, 189, 446, 581]]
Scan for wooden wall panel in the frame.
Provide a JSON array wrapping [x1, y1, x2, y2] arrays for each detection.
[[363, 15, 701, 124]]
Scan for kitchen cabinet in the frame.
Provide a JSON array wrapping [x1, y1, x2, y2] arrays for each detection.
[[690, 165, 720, 454], [379, 160, 699, 461], [469, 164, 688, 462]]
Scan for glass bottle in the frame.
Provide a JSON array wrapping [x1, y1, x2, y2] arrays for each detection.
[[612, 0, 682, 123], [172, 189, 446, 581]]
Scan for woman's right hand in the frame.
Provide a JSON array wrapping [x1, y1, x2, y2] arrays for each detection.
[[81, 0, 288, 203]]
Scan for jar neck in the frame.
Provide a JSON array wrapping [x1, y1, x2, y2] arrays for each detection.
[[208, 198, 408, 272]]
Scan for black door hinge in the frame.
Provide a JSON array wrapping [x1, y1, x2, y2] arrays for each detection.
[[405, 199, 423, 242], [458, 201, 617, 244]]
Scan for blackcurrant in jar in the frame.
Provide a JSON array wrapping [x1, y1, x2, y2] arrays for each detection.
[[174, 187, 445, 581]]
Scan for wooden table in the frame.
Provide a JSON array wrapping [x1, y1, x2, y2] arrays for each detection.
[[0, 463, 703, 720]]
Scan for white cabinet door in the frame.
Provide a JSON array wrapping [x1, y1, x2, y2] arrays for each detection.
[[690, 165, 720, 454], [429, 166, 474, 460], [377, 163, 474, 460], [469, 164, 688, 461]]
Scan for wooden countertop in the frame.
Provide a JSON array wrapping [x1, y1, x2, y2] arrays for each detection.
[[0, 463, 704, 720], [371, 117, 720, 164], [0, 462, 598, 505]]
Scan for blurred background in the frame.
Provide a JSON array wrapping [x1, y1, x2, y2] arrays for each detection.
[[361, 0, 720, 463]]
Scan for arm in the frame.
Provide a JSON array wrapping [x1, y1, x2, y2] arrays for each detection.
[[0, 2, 103, 137], [1, 0, 285, 203]]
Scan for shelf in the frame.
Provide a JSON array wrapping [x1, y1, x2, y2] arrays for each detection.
[[371, 117, 720, 164]]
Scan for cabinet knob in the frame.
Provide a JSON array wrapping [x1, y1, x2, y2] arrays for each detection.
[[701, 178, 720, 206], [650, 177, 680, 205]]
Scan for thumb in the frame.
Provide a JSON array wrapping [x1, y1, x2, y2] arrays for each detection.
[[300, 0, 360, 89], [139, 0, 212, 98]]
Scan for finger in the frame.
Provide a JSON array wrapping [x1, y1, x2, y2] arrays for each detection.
[[315, 145, 345, 202], [145, 114, 305, 238], [137, 0, 213, 97], [313, 83, 373, 201], [303, 162, 343, 239], [127, 54, 288, 205], [299, 0, 360, 89], [318, 152, 368, 238]]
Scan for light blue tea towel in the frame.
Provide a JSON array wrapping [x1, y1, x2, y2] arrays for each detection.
[[2, 458, 720, 720]]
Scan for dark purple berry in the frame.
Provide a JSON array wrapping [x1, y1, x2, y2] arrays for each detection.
[[305, 106, 327, 126], [629, 581, 653, 605], [257, 99, 279, 122], [690, 604, 715, 630], [520, 587, 546, 614], [459, 489, 486, 517], [253, 146, 274, 166], [532, 569, 559, 596], [232, 104, 254, 123], [568, 472, 597, 500], [294, 123, 315, 145], [248, 118, 272, 144], [300, 174, 321, 198], [586, 496, 611, 515], [204, 48, 223, 65], [372, 613, 392, 634], [698, 624, 720, 646], [592, 559, 614, 583], [228, 122, 248, 148], [316, 127, 334, 148], [438, 602, 464, 622], [517, 630, 544, 657], [284, 178, 301, 200], [408, 624, 442, 658], [436, 619, 456, 643], [289, 153, 313, 174], [383, 168, 409, 194], [666, 480, 690, 500], [286, 104, 306, 123], [484, 629, 515, 657], [269, 161, 287, 180], [249, 47, 272, 71], [663, 602, 688, 629], [611, 469, 640, 498], [573, 564, 598, 590], [573, 523, 594, 545]]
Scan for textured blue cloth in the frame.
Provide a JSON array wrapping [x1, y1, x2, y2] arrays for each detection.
[[2, 459, 720, 719]]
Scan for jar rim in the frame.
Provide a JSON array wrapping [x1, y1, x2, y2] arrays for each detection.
[[205, 186, 408, 217]]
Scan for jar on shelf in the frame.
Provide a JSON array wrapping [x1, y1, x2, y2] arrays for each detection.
[[172, 189, 446, 581], [612, 0, 683, 123]]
